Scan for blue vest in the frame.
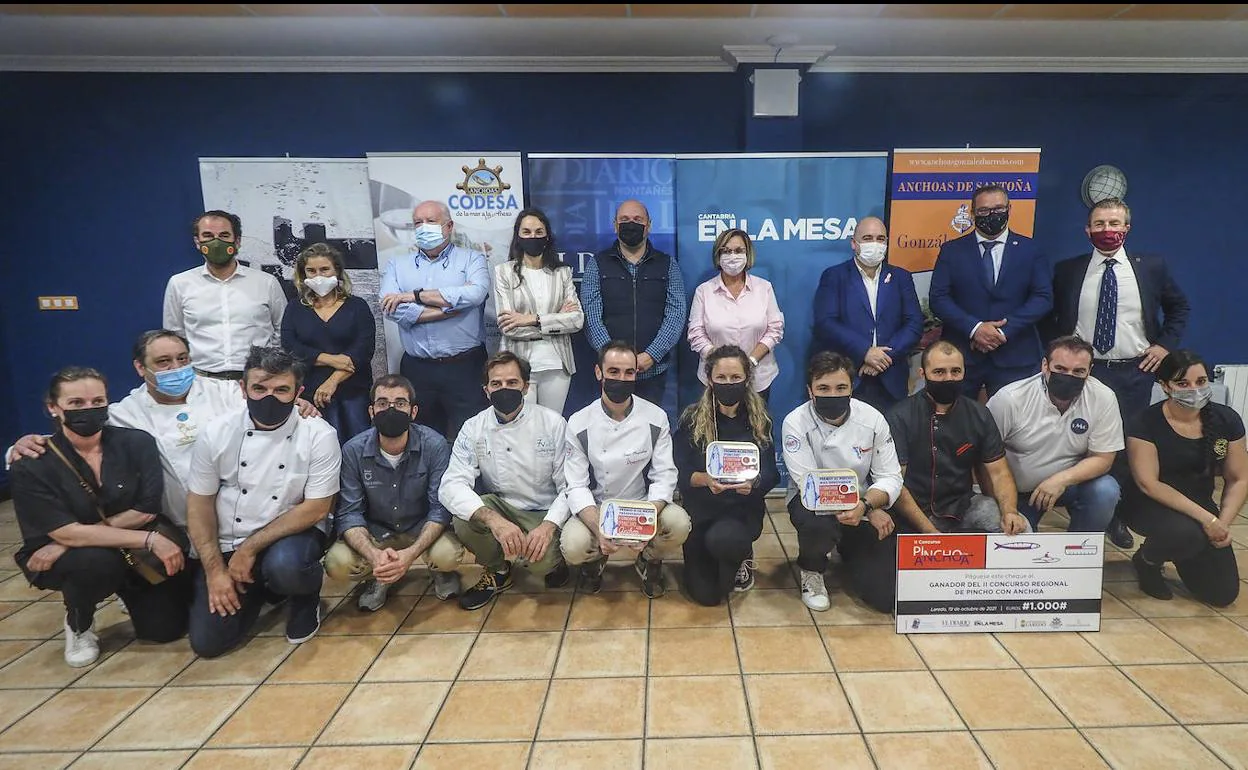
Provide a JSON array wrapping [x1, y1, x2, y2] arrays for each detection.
[[595, 244, 671, 355]]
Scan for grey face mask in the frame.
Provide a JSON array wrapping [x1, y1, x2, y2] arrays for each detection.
[[1170, 384, 1213, 410]]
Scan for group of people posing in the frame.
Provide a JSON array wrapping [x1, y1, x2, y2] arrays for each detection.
[[8, 184, 1243, 671]]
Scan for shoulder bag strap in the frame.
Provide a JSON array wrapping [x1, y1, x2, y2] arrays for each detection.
[[45, 439, 111, 525]]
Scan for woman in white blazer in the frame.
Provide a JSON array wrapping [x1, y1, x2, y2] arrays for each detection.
[[493, 208, 584, 415]]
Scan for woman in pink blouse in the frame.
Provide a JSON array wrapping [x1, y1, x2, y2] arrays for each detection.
[[687, 229, 785, 402]]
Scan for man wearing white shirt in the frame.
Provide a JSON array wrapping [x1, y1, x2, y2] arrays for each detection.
[[163, 211, 287, 379], [782, 352, 904, 613], [559, 341, 691, 598], [186, 347, 341, 657], [439, 351, 572, 611]]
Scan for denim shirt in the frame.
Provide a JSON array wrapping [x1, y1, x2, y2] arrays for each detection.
[[336, 425, 452, 538]]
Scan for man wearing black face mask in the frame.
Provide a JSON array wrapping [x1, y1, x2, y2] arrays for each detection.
[[185, 346, 341, 657], [324, 375, 464, 613], [559, 341, 690, 598], [929, 184, 1053, 399], [782, 352, 904, 613], [886, 342, 1031, 536], [581, 200, 687, 416], [987, 336, 1123, 534]]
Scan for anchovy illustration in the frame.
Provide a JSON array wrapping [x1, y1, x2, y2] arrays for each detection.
[[992, 541, 1040, 551]]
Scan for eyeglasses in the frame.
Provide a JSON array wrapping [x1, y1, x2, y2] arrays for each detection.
[[973, 206, 1009, 217], [719, 248, 748, 256], [373, 398, 411, 410]]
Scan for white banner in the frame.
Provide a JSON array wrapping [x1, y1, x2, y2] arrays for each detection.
[[366, 152, 524, 372]]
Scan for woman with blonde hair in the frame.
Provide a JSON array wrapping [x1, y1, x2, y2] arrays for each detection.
[[674, 345, 779, 605]]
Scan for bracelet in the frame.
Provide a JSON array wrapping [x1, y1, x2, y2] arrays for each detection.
[[144, 531, 155, 551]]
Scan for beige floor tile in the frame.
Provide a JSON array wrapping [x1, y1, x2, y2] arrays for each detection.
[[181, 748, 303, 770], [770, 512, 796, 534], [736, 625, 832, 674], [483, 592, 573, 631], [73, 639, 197, 687], [910, 633, 1018, 670], [1084, 726, 1225, 769], [413, 742, 531, 769], [1029, 667, 1173, 728], [974, 729, 1108, 770], [529, 739, 643, 770], [728, 589, 814, 627], [538, 677, 646, 740], [750, 559, 798, 590], [318, 681, 450, 745], [1152, 616, 1248, 662], [1189, 724, 1248, 769], [935, 669, 1068, 729], [390, 572, 432, 596], [644, 737, 758, 770], [994, 632, 1111, 667], [1100, 591, 1139, 619], [297, 745, 419, 770], [0, 638, 38, 669], [599, 563, 650, 592], [1123, 664, 1248, 723], [646, 675, 751, 738], [840, 671, 963, 733], [399, 595, 489, 633], [70, 750, 195, 770], [556, 629, 647, 678], [1080, 619, 1200, 664], [1221, 662, 1248, 691], [745, 673, 858, 735], [171, 637, 293, 685], [318, 593, 419, 636], [0, 639, 109, 689], [0, 574, 50, 601], [0, 600, 69, 639], [0, 688, 57, 732], [97, 685, 253, 750], [751, 533, 787, 559], [649, 627, 739, 676], [363, 633, 474, 682], [510, 566, 575, 594], [207, 682, 351, 747], [460, 631, 561, 680], [0, 687, 154, 751], [811, 593, 894, 626], [0, 600, 29, 620], [269, 634, 388, 683], [426, 680, 547, 742], [0, 753, 77, 770], [1107, 583, 1219, 618], [650, 598, 730, 628], [866, 731, 991, 769], [821, 625, 924, 672], [756, 734, 873, 770], [566, 591, 651, 631]]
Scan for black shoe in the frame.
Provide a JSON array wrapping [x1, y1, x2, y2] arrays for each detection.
[[1107, 517, 1135, 550], [544, 561, 571, 589], [636, 554, 665, 598], [459, 568, 513, 611], [285, 595, 322, 644], [1133, 550, 1173, 600], [733, 559, 756, 593], [579, 557, 608, 594]]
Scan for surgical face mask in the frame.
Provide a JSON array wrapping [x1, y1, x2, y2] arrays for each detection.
[[602, 377, 635, 405], [199, 238, 237, 266], [372, 407, 412, 438], [518, 236, 548, 257], [813, 395, 851, 422], [925, 378, 962, 406], [712, 381, 747, 408], [304, 275, 339, 297], [617, 221, 647, 249], [1045, 371, 1087, 402], [719, 254, 748, 276], [974, 209, 1009, 237], [414, 222, 447, 251], [247, 393, 295, 427], [856, 241, 887, 267], [1090, 229, 1126, 253], [60, 406, 109, 438], [489, 387, 524, 415], [1170, 384, 1213, 411], [151, 364, 195, 398]]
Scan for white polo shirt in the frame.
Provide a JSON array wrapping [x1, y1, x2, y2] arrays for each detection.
[[188, 408, 341, 553], [987, 373, 1123, 493], [781, 399, 904, 508], [564, 396, 676, 515]]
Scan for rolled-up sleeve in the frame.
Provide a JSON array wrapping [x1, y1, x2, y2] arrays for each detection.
[[440, 250, 490, 310]]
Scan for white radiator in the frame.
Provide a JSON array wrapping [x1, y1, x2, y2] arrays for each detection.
[[1215, 365, 1248, 416]]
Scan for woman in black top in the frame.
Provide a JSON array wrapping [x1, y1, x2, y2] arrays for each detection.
[[281, 242, 376, 443], [675, 345, 780, 606], [10, 367, 190, 667], [1125, 351, 1246, 606]]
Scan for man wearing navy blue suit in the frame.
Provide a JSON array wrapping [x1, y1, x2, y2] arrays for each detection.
[[813, 216, 923, 413], [929, 184, 1053, 398]]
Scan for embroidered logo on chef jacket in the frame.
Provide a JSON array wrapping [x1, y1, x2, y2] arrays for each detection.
[[535, 437, 556, 456], [624, 446, 649, 465]]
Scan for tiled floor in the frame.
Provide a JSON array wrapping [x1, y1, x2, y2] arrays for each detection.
[[2, 497, 1248, 769]]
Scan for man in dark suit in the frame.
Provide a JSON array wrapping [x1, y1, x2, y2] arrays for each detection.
[[1044, 197, 1189, 548], [813, 216, 924, 413], [929, 184, 1053, 398]]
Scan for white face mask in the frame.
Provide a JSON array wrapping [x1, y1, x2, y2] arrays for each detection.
[[304, 275, 339, 297], [720, 254, 748, 276], [856, 241, 887, 267]]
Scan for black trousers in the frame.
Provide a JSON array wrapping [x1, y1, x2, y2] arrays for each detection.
[[30, 547, 191, 641], [962, 359, 1038, 399], [1124, 496, 1240, 607], [634, 370, 668, 409], [788, 498, 897, 613], [1092, 358, 1155, 425], [682, 516, 760, 607], [853, 374, 900, 415], [400, 346, 488, 444]]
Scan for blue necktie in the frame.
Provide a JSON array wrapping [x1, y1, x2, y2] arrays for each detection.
[[980, 241, 997, 287], [1093, 258, 1119, 354]]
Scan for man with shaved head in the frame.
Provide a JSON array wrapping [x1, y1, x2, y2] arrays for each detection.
[[580, 199, 687, 412], [813, 216, 923, 412]]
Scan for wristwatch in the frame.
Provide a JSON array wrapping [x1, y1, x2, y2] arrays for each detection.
[[862, 499, 876, 515], [747, 355, 759, 367]]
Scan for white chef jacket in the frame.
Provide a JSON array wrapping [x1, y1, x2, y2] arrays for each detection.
[[781, 399, 904, 508], [564, 396, 676, 515], [439, 403, 570, 525], [188, 408, 341, 553], [163, 262, 286, 373]]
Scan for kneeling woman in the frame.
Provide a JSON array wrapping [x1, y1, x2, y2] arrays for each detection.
[[675, 345, 779, 606], [10, 367, 190, 667], [1125, 351, 1246, 606]]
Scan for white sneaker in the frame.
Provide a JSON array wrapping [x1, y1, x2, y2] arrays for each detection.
[[357, 580, 388, 612], [64, 619, 100, 668], [800, 569, 830, 612]]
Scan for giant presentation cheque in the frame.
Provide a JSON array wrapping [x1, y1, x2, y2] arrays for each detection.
[[896, 533, 1104, 634]]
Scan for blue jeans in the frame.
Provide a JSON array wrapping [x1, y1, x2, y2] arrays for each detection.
[[323, 390, 372, 445], [1016, 474, 1121, 533], [188, 530, 325, 659]]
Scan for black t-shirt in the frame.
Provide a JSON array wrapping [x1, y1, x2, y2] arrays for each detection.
[[886, 391, 1006, 522], [1126, 402, 1246, 505], [674, 408, 780, 525], [10, 427, 164, 568]]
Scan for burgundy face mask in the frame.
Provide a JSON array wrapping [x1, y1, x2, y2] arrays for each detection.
[[1090, 229, 1126, 253]]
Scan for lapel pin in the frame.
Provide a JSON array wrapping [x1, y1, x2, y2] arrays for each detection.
[[884, 272, 892, 284]]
